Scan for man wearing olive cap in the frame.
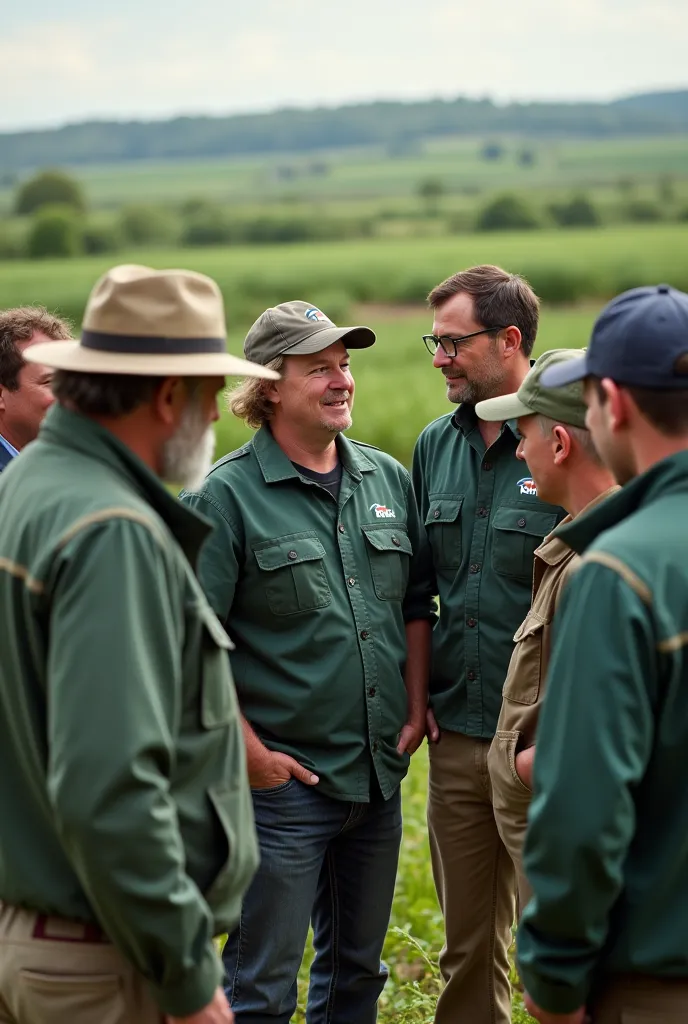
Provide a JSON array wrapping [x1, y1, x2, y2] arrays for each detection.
[[475, 349, 616, 912], [515, 285, 688, 1024], [181, 300, 435, 1024], [0, 264, 276, 1024]]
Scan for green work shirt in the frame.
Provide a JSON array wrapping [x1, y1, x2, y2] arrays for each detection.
[[180, 425, 435, 803], [412, 405, 564, 738], [517, 450, 688, 1014], [0, 405, 258, 1018]]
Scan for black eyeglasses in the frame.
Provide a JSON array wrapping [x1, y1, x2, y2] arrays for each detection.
[[422, 327, 507, 358]]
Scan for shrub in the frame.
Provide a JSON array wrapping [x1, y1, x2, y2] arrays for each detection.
[[624, 200, 662, 223], [28, 206, 84, 259], [119, 204, 179, 246], [476, 194, 540, 232], [481, 142, 504, 161], [549, 195, 601, 228], [15, 169, 86, 216], [82, 221, 123, 254]]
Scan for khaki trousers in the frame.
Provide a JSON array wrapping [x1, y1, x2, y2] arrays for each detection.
[[590, 974, 688, 1023], [0, 903, 163, 1024], [488, 729, 533, 913], [428, 731, 516, 1024]]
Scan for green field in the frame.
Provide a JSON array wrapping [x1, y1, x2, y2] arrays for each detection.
[[3, 134, 687, 210]]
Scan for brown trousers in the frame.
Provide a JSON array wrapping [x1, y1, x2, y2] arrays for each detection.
[[488, 729, 533, 913], [427, 731, 516, 1024], [590, 974, 688, 1023], [0, 903, 163, 1024]]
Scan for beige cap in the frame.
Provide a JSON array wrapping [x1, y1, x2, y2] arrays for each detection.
[[24, 264, 278, 380]]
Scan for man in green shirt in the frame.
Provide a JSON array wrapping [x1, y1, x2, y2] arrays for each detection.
[[412, 265, 565, 1024], [0, 264, 276, 1024], [181, 300, 434, 1024], [518, 284, 688, 1024]]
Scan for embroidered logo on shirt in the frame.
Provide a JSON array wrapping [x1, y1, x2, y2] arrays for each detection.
[[517, 477, 537, 496], [369, 503, 396, 519], [304, 307, 332, 323]]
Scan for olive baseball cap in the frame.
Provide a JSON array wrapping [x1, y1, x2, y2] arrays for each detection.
[[243, 300, 376, 364], [475, 348, 588, 428]]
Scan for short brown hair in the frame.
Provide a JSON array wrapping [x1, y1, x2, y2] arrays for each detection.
[[227, 355, 284, 428], [428, 265, 540, 356], [0, 307, 72, 390], [594, 377, 688, 437]]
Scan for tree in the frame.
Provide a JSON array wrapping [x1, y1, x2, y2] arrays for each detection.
[[15, 169, 86, 216], [119, 204, 178, 247], [28, 206, 84, 259], [550, 194, 600, 228], [517, 147, 536, 167], [481, 141, 504, 162], [417, 177, 445, 214], [476, 194, 540, 232]]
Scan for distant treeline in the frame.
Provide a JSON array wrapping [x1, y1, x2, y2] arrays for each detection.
[[1, 90, 688, 171]]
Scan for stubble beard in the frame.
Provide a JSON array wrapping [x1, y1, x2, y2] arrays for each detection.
[[444, 367, 506, 406]]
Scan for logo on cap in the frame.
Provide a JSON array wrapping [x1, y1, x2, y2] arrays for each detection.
[[517, 477, 537, 496], [305, 307, 331, 323], [369, 503, 396, 519]]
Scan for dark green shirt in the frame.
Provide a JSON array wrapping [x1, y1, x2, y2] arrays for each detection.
[[0, 406, 258, 1018], [412, 406, 564, 738], [517, 450, 688, 1014], [181, 426, 435, 802]]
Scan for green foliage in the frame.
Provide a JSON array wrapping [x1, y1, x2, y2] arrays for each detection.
[[518, 148, 536, 167], [549, 194, 601, 228], [624, 199, 663, 222], [27, 206, 84, 259], [476, 194, 540, 232], [15, 169, 86, 216], [119, 204, 179, 247], [82, 221, 123, 255], [481, 141, 505, 162]]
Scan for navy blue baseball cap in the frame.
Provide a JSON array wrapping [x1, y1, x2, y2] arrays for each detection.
[[541, 284, 688, 390]]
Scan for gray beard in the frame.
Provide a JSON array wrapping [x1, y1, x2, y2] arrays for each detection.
[[161, 400, 216, 492]]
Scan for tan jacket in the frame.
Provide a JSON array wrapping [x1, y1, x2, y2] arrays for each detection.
[[497, 487, 619, 748]]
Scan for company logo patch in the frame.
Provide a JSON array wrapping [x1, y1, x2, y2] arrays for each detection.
[[370, 503, 396, 519], [305, 307, 332, 323], [517, 477, 537, 496]]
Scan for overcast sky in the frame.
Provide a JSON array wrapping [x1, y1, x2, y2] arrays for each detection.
[[3, 0, 687, 132]]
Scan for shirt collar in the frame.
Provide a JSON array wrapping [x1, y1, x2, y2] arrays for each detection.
[[39, 404, 212, 566], [558, 451, 688, 555], [0, 433, 19, 459], [251, 424, 377, 484], [535, 486, 619, 566]]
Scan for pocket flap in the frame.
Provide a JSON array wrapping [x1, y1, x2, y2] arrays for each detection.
[[199, 603, 234, 650], [513, 611, 546, 643], [493, 506, 557, 538], [425, 494, 464, 526], [361, 523, 413, 555], [253, 533, 326, 571]]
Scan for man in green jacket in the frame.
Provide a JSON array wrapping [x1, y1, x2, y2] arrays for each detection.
[[0, 264, 276, 1024], [412, 265, 565, 1024], [181, 300, 435, 1024], [517, 284, 688, 1024]]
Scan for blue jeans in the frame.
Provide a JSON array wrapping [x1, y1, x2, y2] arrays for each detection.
[[222, 778, 402, 1023]]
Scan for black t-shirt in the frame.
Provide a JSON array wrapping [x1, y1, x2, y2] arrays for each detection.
[[292, 460, 343, 501]]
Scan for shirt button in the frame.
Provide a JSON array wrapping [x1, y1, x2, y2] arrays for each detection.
[[483, 461, 493, 471], [478, 507, 488, 517], [287, 550, 298, 560], [467, 670, 477, 681], [360, 630, 370, 640], [391, 536, 400, 546], [467, 617, 477, 627], [433, 508, 441, 519], [518, 517, 526, 528], [347, 577, 356, 586], [368, 686, 376, 697], [469, 563, 481, 574], [338, 524, 345, 533]]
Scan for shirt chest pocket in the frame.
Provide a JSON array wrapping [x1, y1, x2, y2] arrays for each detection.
[[253, 532, 332, 616], [502, 611, 546, 705], [491, 507, 557, 583], [361, 523, 413, 602], [425, 494, 464, 570], [197, 603, 238, 729]]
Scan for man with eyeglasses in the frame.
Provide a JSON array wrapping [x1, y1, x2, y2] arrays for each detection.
[[412, 265, 565, 1024]]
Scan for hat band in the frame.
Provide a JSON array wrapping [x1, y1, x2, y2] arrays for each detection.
[[81, 330, 226, 355]]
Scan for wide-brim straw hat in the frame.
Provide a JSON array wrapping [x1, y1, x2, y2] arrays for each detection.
[[24, 264, 279, 380]]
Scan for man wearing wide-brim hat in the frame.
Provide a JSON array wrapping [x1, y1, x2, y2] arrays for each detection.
[[181, 300, 436, 1023], [0, 264, 277, 1024]]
